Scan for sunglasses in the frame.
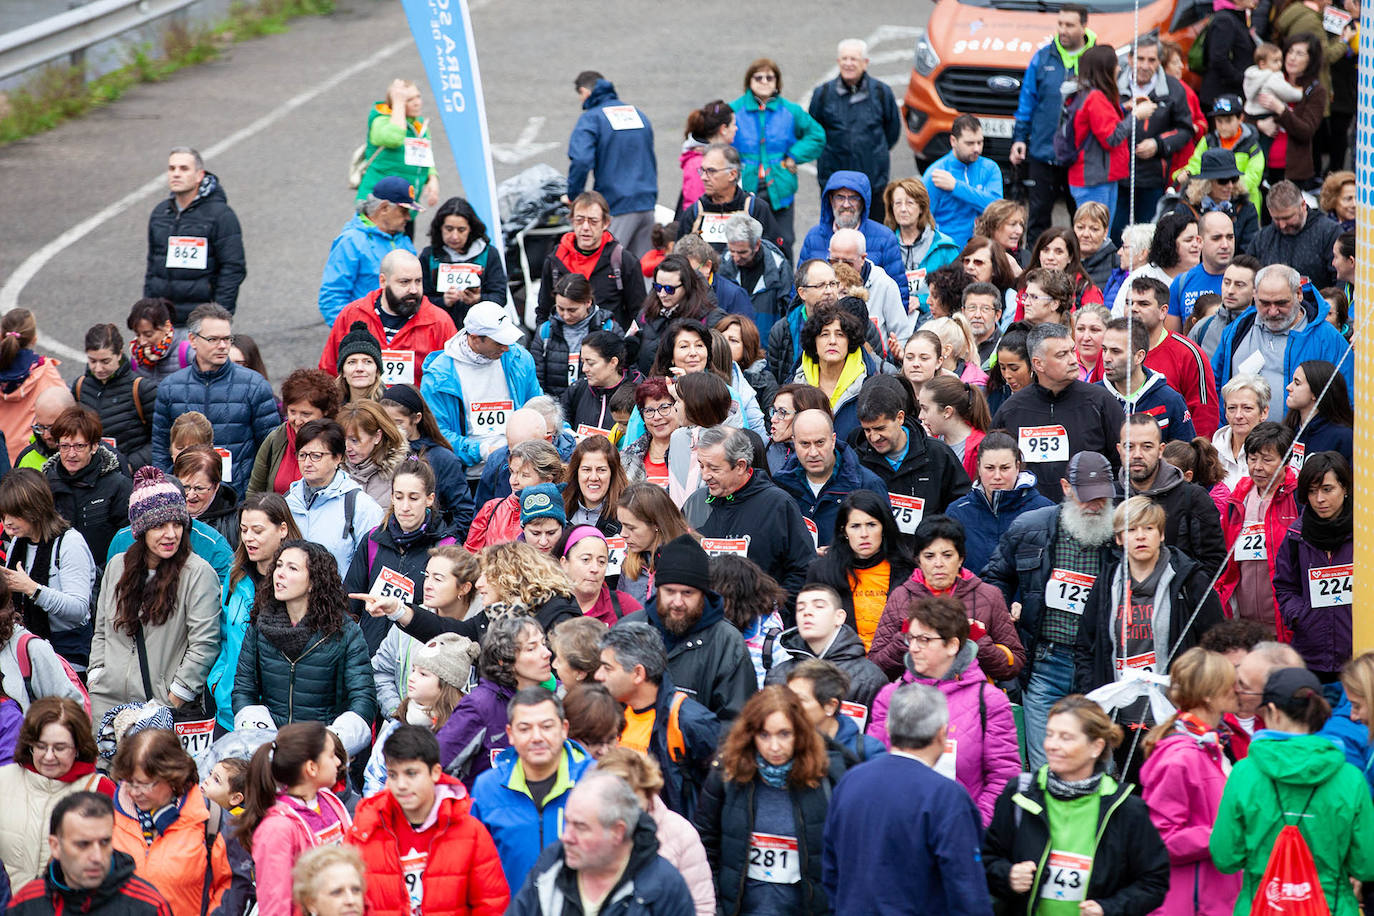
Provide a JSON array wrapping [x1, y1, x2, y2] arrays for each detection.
[[653, 283, 678, 295]]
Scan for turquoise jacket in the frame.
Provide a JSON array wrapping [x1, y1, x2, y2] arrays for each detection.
[[420, 343, 543, 467], [730, 92, 826, 209], [207, 573, 254, 729], [317, 215, 417, 325]]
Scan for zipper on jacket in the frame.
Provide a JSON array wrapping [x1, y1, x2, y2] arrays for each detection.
[[1025, 784, 1135, 911], [286, 637, 328, 722]]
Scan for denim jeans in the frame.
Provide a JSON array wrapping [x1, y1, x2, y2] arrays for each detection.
[[1069, 182, 1119, 235], [1023, 642, 1077, 770]]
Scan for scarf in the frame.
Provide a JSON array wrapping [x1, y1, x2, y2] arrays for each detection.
[[7, 537, 54, 638], [256, 600, 317, 660], [22, 759, 100, 783], [456, 333, 498, 366], [1301, 503, 1352, 553], [405, 702, 434, 727], [389, 510, 435, 550], [801, 349, 865, 409], [116, 790, 184, 846], [1045, 768, 1105, 800], [755, 754, 793, 789], [484, 601, 531, 624], [130, 329, 174, 367], [272, 424, 301, 496], [554, 230, 612, 280]]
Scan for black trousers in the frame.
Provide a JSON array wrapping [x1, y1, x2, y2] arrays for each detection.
[[1025, 158, 1076, 246]]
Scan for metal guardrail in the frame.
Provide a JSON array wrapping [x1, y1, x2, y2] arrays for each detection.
[[0, 0, 200, 83]]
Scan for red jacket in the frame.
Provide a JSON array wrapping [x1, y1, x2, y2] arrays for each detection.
[[1070, 89, 1130, 185], [318, 289, 457, 385], [464, 493, 521, 553], [1216, 469, 1299, 639], [1145, 330, 1220, 438], [348, 777, 508, 916], [959, 428, 986, 482]]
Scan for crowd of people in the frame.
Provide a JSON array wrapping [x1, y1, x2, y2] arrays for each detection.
[[0, 14, 1368, 916]]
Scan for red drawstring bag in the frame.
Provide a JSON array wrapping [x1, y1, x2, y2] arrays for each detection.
[[1250, 786, 1329, 916]]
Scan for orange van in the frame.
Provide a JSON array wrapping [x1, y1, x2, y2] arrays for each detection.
[[902, 0, 1206, 166]]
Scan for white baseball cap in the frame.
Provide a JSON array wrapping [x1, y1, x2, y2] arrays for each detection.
[[463, 301, 522, 346]]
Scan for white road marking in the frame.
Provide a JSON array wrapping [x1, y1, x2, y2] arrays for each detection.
[[491, 115, 558, 164], [0, 35, 415, 358]]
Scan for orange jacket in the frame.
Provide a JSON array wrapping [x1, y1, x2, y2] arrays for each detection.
[[317, 288, 457, 385], [347, 777, 508, 916], [112, 784, 231, 916], [0, 357, 64, 465]]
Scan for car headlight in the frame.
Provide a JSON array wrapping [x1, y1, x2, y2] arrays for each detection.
[[913, 29, 941, 77]]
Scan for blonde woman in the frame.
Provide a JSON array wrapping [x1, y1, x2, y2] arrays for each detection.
[[614, 482, 691, 606], [337, 400, 406, 510], [922, 313, 987, 387]]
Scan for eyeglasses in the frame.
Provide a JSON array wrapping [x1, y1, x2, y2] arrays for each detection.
[[56, 443, 91, 453], [127, 778, 162, 793], [799, 280, 841, 290], [1022, 292, 1056, 304], [183, 484, 215, 496], [642, 403, 676, 419], [751, 73, 777, 82], [1212, 176, 1238, 185], [194, 333, 234, 346], [770, 406, 794, 420], [652, 283, 679, 295], [907, 634, 946, 648], [570, 215, 603, 227], [30, 423, 49, 435], [32, 742, 73, 757], [297, 450, 331, 463], [697, 166, 734, 177]]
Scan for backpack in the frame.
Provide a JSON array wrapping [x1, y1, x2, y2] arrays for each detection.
[[1188, 19, 1212, 75], [347, 145, 383, 189], [1052, 80, 1089, 166], [1250, 786, 1328, 916], [16, 632, 91, 716], [74, 375, 146, 426]]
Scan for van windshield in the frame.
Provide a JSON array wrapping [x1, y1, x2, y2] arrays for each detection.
[[961, 0, 1145, 11]]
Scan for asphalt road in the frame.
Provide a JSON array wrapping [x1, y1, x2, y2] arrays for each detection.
[[0, 0, 930, 382]]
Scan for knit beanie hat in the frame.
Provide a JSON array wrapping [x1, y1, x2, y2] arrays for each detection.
[[413, 633, 481, 691], [520, 482, 567, 526], [654, 533, 712, 593], [337, 321, 383, 369], [129, 466, 189, 537]]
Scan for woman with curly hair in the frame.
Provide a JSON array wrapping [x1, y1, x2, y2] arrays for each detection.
[[232, 539, 377, 756], [793, 302, 877, 440], [693, 685, 842, 916], [248, 368, 343, 497], [710, 555, 787, 688], [89, 468, 220, 720], [436, 614, 552, 784], [337, 400, 407, 511]]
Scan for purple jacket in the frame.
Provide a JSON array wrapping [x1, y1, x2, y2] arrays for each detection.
[[866, 642, 1020, 825], [436, 677, 514, 787], [1138, 732, 1241, 916], [1273, 516, 1353, 672]]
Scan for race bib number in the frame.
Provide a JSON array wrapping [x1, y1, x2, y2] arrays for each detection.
[[934, 738, 958, 780], [1045, 569, 1095, 615], [469, 400, 513, 436], [403, 137, 434, 168], [838, 701, 868, 732], [400, 849, 427, 916], [603, 105, 645, 130], [166, 236, 207, 270], [380, 349, 415, 385], [804, 517, 819, 550], [214, 447, 232, 482], [698, 213, 730, 244], [1041, 851, 1092, 902], [371, 567, 415, 604], [576, 423, 613, 442], [646, 474, 669, 490], [101, 436, 117, 450], [889, 494, 926, 535], [1288, 441, 1306, 472], [1324, 4, 1354, 32], [701, 537, 750, 557], [605, 537, 627, 577], [905, 269, 927, 308], [566, 351, 581, 386], [315, 821, 344, 846], [438, 263, 481, 291], [1308, 564, 1353, 608], [1234, 523, 1266, 561], [1019, 425, 1069, 463], [1116, 651, 1158, 675], [747, 833, 801, 884], [174, 718, 215, 756]]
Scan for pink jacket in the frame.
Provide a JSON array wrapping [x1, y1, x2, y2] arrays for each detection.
[[679, 145, 706, 209], [1138, 732, 1242, 916], [650, 796, 715, 916], [866, 644, 1021, 825], [251, 789, 352, 916]]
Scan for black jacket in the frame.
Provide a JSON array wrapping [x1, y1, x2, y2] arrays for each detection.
[[561, 370, 642, 432], [620, 592, 757, 722], [632, 306, 727, 375], [417, 240, 508, 324], [851, 417, 971, 519], [197, 484, 240, 551], [1246, 207, 1343, 290], [1118, 462, 1226, 579], [537, 235, 646, 328], [232, 619, 378, 726], [1200, 8, 1257, 107], [809, 72, 902, 191], [399, 593, 583, 646], [528, 306, 624, 396], [1073, 547, 1225, 693], [805, 550, 915, 621], [644, 673, 722, 821], [73, 359, 157, 470], [1116, 71, 1197, 187], [43, 446, 133, 570], [344, 513, 463, 653], [983, 772, 1170, 915], [1161, 189, 1260, 254], [990, 380, 1126, 503], [764, 625, 889, 710], [143, 172, 246, 321], [682, 471, 818, 601], [693, 753, 846, 916], [676, 186, 780, 253], [10, 852, 170, 916]]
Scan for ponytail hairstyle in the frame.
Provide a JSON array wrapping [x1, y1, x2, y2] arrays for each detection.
[[236, 721, 331, 850], [1264, 669, 1332, 733], [1048, 695, 1123, 766], [0, 309, 37, 371], [921, 375, 991, 432], [684, 99, 733, 142], [1161, 437, 1226, 490], [1143, 648, 1235, 757], [551, 272, 593, 305]]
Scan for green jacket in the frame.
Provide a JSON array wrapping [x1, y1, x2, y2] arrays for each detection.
[[355, 102, 437, 201], [1177, 125, 1266, 216], [1210, 732, 1374, 916], [728, 92, 826, 209]]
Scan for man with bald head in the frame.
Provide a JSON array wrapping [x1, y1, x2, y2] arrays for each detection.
[[474, 399, 579, 506], [1229, 641, 1304, 758], [809, 38, 901, 221], [828, 227, 911, 343], [319, 247, 457, 387], [16, 386, 76, 471], [773, 409, 890, 547], [319, 175, 421, 323]]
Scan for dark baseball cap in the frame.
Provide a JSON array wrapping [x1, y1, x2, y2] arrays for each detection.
[[1209, 95, 1242, 116], [1066, 452, 1115, 502], [372, 175, 423, 211], [1262, 667, 1323, 708]]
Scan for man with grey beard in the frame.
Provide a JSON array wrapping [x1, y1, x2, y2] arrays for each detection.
[[983, 452, 1118, 768]]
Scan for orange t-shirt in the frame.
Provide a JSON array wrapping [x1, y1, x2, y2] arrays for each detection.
[[620, 705, 655, 753], [851, 562, 891, 650]]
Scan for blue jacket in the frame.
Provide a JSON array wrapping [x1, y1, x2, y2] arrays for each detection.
[[797, 171, 910, 303], [1296, 416, 1353, 468], [106, 520, 234, 600], [709, 272, 756, 319], [1319, 689, 1374, 796], [475, 430, 577, 507], [1013, 34, 1097, 164], [317, 215, 417, 325], [1211, 283, 1354, 408], [808, 73, 902, 192], [773, 442, 891, 548], [729, 92, 827, 210], [152, 360, 278, 497], [922, 152, 1004, 249], [420, 343, 543, 467], [945, 473, 1055, 576], [832, 713, 886, 762], [1099, 368, 1197, 442], [285, 470, 385, 578], [567, 80, 657, 216], [208, 574, 254, 729], [470, 741, 595, 894], [822, 753, 994, 916]]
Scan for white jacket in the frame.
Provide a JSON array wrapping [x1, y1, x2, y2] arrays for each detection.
[[0, 762, 109, 888]]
